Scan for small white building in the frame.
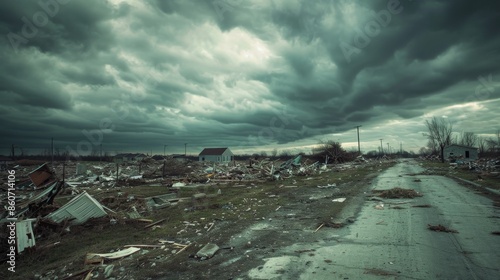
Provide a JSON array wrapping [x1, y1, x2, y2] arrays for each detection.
[[444, 144, 478, 162], [199, 148, 234, 162]]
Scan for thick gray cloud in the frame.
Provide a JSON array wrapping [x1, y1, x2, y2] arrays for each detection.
[[0, 0, 499, 156]]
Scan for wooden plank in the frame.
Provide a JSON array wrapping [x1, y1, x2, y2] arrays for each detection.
[[144, 218, 166, 229]]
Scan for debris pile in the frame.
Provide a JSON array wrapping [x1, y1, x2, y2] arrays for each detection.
[[0, 153, 392, 279], [373, 187, 422, 199], [427, 224, 458, 233]]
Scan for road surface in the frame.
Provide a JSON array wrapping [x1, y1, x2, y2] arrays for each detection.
[[244, 159, 500, 279]]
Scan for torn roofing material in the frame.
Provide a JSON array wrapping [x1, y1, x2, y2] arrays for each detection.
[[28, 162, 56, 188], [45, 191, 107, 225], [85, 247, 141, 264], [12, 181, 65, 219], [198, 148, 230, 156]]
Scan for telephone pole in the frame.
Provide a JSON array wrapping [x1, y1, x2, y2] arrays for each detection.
[[379, 139, 383, 155], [51, 137, 54, 166], [184, 143, 188, 156], [355, 125, 362, 154]]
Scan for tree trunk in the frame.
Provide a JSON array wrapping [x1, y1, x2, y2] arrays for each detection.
[[440, 146, 445, 163]]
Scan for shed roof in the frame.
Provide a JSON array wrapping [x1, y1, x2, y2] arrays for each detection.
[[46, 191, 107, 225], [28, 163, 56, 188], [445, 144, 478, 149], [199, 148, 231, 156]]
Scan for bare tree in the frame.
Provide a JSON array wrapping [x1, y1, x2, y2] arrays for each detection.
[[486, 129, 500, 153], [477, 137, 487, 154], [459, 132, 477, 147], [419, 147, 431, 156], [424, 117, 453, 162], [426, 139, 438, 155]]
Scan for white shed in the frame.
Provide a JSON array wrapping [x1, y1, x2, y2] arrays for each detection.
[[199, 148, 234, 162], [444, 144, 478, 162]]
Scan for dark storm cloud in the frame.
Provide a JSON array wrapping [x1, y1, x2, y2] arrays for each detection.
[[0, 0, 499, 155], [0, 0, 115, 54]]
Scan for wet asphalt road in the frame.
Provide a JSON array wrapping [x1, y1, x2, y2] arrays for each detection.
[[244, 159, 500, 280]]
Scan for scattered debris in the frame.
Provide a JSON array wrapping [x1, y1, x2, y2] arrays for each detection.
[[314, 223, 324, 233], [46, 191, 107, 225], [144, 219, 167, 229], [412, 204, 432, 208], [295, 249, 315, 254], [206, 222, 215, 232], [390, 205, 406, 209], [374, 202, 384, 210], [332, 197, 346, 203], [413, 179, 422, 182], [175, 243, 192, 255], [317, 183, 336, 189], [373, 187, 422, 199], [315, 222, 344, 230], [427, 224, 458, 233], [85, 247, 141, 264], [195, 243, 219, 260]]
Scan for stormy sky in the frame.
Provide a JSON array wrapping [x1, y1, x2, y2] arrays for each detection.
[[1, 0, 499, 156]]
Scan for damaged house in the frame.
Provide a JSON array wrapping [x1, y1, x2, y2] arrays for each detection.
[[199, 148, 234, 163], [444, 144, 479, 162]]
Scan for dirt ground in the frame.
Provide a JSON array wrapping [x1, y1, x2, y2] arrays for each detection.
[[2, 160, 397, 280]]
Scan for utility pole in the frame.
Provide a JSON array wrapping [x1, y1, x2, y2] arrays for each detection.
[[184, 143, 187, 156], [355, 125, 362, 154], [379, 139, 383, 155], [51, 137, 54, 166]]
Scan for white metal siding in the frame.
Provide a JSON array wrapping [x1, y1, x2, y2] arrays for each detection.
[[16, 219, 36, 253], [46, 192, 106, 225]]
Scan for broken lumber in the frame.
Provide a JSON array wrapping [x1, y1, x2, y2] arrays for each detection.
[[314, 223, 324, 233], [144, 218, 166, 229]]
